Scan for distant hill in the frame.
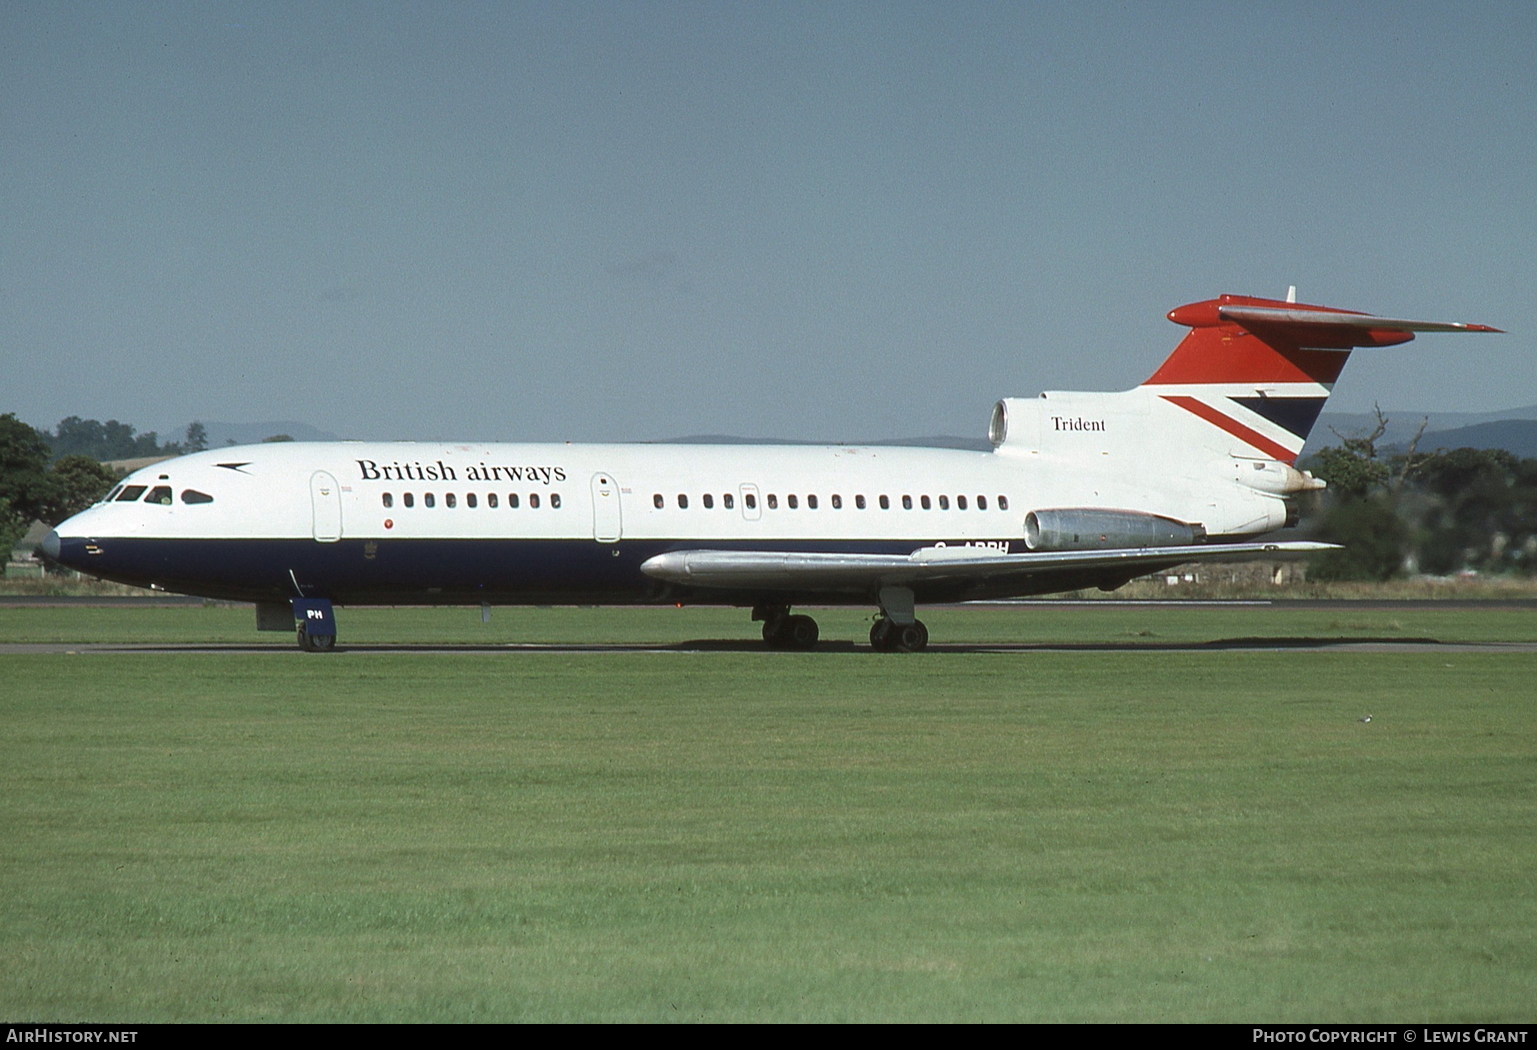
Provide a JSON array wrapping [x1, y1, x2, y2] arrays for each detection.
[[663, 434, 993, 451], [1389, 420, 1537, 459], [1305, 405, 1537, 457], [196, 421, 342, 447]]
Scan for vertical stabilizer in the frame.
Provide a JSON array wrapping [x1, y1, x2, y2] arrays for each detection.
[[1138, 293, 1495, 464]]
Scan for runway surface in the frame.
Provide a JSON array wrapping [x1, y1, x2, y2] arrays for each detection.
[[5, 596, 1532, 654], [5, 596, 1537, 610], [7, 639, 1536, 655]]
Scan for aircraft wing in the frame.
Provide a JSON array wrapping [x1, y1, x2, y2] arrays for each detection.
[[640, 541, 1335, 591]]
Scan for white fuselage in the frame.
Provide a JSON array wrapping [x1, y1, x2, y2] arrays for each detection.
[[62, 431, 1286, 550]]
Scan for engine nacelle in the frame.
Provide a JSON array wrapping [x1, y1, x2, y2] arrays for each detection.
[[1024, 508, 1206, 551], [1231, 457, 1327, 495]]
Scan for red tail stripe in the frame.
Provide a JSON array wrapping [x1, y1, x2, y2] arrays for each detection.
[[1161, 395, 1298, 464], [1144, 327, 1350, 386]]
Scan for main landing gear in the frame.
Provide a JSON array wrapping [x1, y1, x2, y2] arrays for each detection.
[[754, 604, 820, 650], [751, 586, 932, 653], [869, 617, 928, 653], [869, 584, 928, 652]]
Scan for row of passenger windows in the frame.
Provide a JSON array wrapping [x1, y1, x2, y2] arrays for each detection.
[[381, 492, 561, 510], [107, 484, 213, 505], [653, 492, 1009, 512]]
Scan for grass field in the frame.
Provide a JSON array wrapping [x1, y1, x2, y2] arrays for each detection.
[[3, 605, 1535, 1021]]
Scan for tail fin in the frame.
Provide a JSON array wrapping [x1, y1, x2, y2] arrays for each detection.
[[1141, 293, 1501, 464]]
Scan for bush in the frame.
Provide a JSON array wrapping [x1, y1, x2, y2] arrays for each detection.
[[1308, 498, 1408, 581]]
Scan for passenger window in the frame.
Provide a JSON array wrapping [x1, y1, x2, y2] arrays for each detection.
[[879, 495, 890, 510], [509, 493, 519, 508], [446, 493, 457, 508], [807, 494, 818, 510], [787, 494, 798, 509], [977, 495, 987, 511], [488, 493, 498, 508], [767, 494, 778, 510], [180, 490, 214, 504], [404, 493, 415, 508], [902, 495, 913, 510], [998, 495, 1009, 511], [529, 493, 540, 509], [920, 495, 931, 510], [146, 486, 173, 505], [677, 494, 688, 509], [117, 485, 148, 502], [855, 494, 866, 510], [424, 493, 436, 508], [467, 493, 477, 508], [744, 493, 756, 510], [382, 493, 394, 508], [654, 493, 664, 509], [938, 495, 949, 510], [831, 494, 842, 509], [957, 495, 967, 510], [724, 493, 734, 509], [550, 493, 561, 509], [703, 493, 714, 509]]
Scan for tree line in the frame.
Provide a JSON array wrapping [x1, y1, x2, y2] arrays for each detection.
[[45, 416, 208, 461], [0, 415, 210, 558], [1303, 411, 1537, 580]]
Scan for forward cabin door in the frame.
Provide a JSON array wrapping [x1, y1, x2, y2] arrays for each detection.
[[310, 471, 343, 542], [591, 472, 622, 542]]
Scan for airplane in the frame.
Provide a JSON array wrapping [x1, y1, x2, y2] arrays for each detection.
[[42, 291, 1500, 652]]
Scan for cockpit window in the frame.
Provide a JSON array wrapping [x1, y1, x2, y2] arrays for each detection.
[[103, 485, 124, 503], [180, 489, 214, 504], [146, 486, 174, 505], [116, 485, 148, 502]]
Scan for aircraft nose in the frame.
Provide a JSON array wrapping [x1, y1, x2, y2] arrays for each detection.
[[40, 529, 61, 561]]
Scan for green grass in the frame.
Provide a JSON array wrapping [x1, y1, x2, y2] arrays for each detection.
[[2, 601, 1534, 645], [2, 610, 1536, 1020]]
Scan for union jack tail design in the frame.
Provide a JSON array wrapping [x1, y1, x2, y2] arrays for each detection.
[[1141, 293, 1500, 464]]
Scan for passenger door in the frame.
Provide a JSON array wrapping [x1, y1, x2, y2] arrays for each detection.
[[310, 471, 343, 542], [591, 472, 622, 542]]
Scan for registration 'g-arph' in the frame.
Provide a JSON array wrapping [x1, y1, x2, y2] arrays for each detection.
[[45, 293, 1499, 651]]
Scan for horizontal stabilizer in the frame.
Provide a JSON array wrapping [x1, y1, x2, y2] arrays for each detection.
[[641, 541, 1336, 591], [1218, 305, 1502, 335], [1149, 293, 1503, 396]]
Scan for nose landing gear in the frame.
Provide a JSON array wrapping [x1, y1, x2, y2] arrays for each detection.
[[292, 598, 338, 653], [297, 628, 336, 652]]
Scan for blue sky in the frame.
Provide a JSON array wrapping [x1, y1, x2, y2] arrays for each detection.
[[4, 1, 1533, 443]]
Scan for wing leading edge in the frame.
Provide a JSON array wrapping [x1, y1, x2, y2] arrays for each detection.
[[640, 541, 1335, 591]]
